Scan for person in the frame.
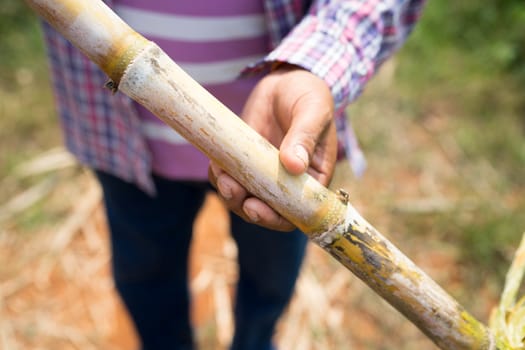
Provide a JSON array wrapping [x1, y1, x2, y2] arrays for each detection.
[[41, 0, 425, 349]]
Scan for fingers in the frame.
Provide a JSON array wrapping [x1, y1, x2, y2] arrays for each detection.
[[208, 162, 295, 232], [242, 197, 295, 231]]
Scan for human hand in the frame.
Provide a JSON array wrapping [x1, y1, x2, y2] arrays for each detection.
[[209, 64, 337, 231]]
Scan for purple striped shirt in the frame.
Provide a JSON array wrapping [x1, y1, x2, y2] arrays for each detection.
[[114, 0, 270, 180], [42, 0, 426, 194]]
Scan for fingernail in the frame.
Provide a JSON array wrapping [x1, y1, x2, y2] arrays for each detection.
[[217, 178, 232, 200], [295, 145, 308, 169], [244, 208, 259, 223]]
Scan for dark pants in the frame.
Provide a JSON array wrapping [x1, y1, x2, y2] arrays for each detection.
[[95, 172, 308, 350]]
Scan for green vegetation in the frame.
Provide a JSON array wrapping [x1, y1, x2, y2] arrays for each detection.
[[400, 0, 525, 277], [364, 0, 525, 282], [0, 0, 59, 175], [0, 1, 60, 213], [0, 0, 46, 70]]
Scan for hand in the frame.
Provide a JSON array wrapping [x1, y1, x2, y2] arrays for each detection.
[[209, 64, 337, 231]]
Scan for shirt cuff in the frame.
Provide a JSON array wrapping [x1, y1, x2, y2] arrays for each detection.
[[243, 15, 373, 117]]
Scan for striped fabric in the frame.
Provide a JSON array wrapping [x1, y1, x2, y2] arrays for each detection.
[[114, 0, 270, 180], [42, 0, 426, 194]]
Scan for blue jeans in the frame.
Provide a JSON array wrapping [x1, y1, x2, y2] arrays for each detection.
[[95, 171, 308, 350]]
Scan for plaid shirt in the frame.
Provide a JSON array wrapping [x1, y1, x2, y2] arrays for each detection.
[[43, 0, 425, 194]]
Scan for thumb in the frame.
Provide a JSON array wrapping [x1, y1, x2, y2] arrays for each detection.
[[279, 100, 332, 175]]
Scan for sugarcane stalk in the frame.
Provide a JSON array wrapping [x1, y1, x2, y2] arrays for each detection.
[[25, 0, 510, 348], [490, 233, 525, 348]]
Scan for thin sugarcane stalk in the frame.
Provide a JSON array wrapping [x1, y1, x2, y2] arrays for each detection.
[[490, 233, 525, 348], [25, 0, 511, 348]]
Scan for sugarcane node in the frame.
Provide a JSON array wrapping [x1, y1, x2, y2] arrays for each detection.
[[100, 34, 150, 87]]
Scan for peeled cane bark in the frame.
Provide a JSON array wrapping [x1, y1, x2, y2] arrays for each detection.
[[25, 0, 510, 348]]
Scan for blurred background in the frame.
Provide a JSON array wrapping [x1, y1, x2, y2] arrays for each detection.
[[1, 1, 524, 349]]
